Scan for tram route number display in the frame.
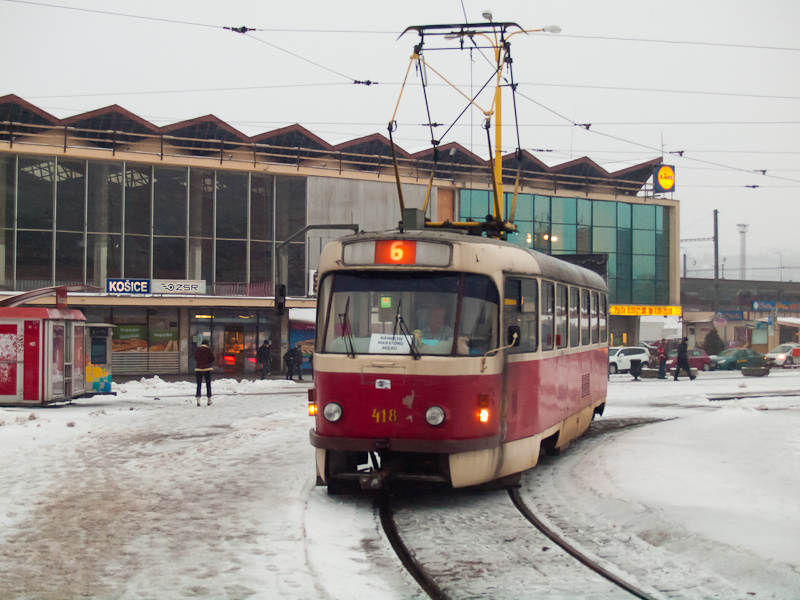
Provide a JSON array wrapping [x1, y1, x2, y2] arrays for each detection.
[[374, 240, 416, 265]]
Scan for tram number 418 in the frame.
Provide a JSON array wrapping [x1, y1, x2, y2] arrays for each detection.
[[372, 409, 398, 423]]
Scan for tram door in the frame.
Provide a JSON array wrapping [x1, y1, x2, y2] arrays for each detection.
[[0, 321, 24, 401]]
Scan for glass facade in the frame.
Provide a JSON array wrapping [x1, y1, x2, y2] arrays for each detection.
[[460, 190, 671, 305], [0, 155, 308, 295]]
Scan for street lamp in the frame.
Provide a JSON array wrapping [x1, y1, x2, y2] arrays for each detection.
[[776, 251, 783, 282]]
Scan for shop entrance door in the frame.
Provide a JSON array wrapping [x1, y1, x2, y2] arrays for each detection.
[[223, 326, 244, 373]]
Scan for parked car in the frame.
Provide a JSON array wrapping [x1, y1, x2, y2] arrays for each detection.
[[710, 348, 766, 371], [665, 348, 712, 372], [764, 343, 800, 368], [608, 346, 651, 374]]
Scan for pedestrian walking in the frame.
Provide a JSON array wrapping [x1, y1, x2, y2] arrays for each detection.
[[194, 339, 215, 405], [674, 337, 695, 381], [256, 339, 271, 380], [657, 339, 667, 379]]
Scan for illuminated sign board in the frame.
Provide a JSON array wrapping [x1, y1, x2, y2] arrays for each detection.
[[375, 240, 417, 265], [752, 301, 800, 311], [343, 240, 451, 267], [106, 278, 150, 294], [610, 305, 682, 317], [106, 279, 207, 295], [653, 164, 676, 193]]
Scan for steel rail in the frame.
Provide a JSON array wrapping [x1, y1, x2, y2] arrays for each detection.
[[509, 487, 659, 600], [377, 493, 451, 600]]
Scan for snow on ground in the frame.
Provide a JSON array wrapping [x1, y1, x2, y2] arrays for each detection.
[[0, 371, 798, 598]]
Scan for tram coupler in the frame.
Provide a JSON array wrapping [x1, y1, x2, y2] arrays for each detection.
[[360, 469, 389, 490]]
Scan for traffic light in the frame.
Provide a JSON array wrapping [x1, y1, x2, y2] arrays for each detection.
[[275, 284, 286, 316]]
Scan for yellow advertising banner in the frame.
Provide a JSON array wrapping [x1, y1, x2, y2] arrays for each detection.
[[610, 305, 682, 317]]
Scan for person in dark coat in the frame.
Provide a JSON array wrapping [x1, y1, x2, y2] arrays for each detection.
[[674, 337, 695, 381], [194, 339, 215, 405], [657, 339, 667, 379], [283, 344, 298, 380], [256, 340, 271, 380]]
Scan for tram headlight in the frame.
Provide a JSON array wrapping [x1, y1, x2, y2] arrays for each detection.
[[425, 406, 446, 426], [323, 402, 343, 422]]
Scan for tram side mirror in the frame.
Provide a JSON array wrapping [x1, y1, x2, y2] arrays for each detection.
[[507, 325, 520, 347]]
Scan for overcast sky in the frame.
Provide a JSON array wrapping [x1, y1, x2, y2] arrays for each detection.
[[3, 0, 799, 281]]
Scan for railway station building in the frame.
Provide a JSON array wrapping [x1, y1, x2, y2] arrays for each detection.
[[0, 94, 680, 376]]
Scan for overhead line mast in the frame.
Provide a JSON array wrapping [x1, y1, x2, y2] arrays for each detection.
[[390, 19, 560, 238]]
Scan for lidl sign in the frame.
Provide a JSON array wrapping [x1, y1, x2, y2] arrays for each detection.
[[610, 305, 682, 317], [653, 164, 676, 193]]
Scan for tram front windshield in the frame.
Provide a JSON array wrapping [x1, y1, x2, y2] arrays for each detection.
[[319, 272, 499, 356]]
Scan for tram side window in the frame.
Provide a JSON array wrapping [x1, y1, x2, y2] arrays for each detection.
[[541, 281, 555, 351], [591, 291, 599, 344], [581, 289, 590, 345], [503, 277, 538, 352], [569, 287, 580, 348], [556, 284, 568, 349], [600, 294, 608, 343]]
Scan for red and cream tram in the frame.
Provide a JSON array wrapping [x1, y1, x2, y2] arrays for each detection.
[[309, 228, 609, 491]]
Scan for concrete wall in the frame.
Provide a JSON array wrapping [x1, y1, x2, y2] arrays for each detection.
[[304, 176, 434, 272]]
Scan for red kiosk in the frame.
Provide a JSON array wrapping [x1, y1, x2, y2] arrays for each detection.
[[0, 286, 95, 406]]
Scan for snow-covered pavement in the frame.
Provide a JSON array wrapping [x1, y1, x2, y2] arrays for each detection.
[[0, 371, 798, 599]]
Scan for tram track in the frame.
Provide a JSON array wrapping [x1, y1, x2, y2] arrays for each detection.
[[379, 485, 658, 600], [376, 416, 725, 600]]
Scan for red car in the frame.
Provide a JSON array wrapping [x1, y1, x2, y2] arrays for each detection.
[[665, 348, 712, 372]]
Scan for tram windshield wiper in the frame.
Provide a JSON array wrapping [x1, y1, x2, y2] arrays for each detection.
[[339, 297, 356, 358], [393, 299, 420, 360]]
